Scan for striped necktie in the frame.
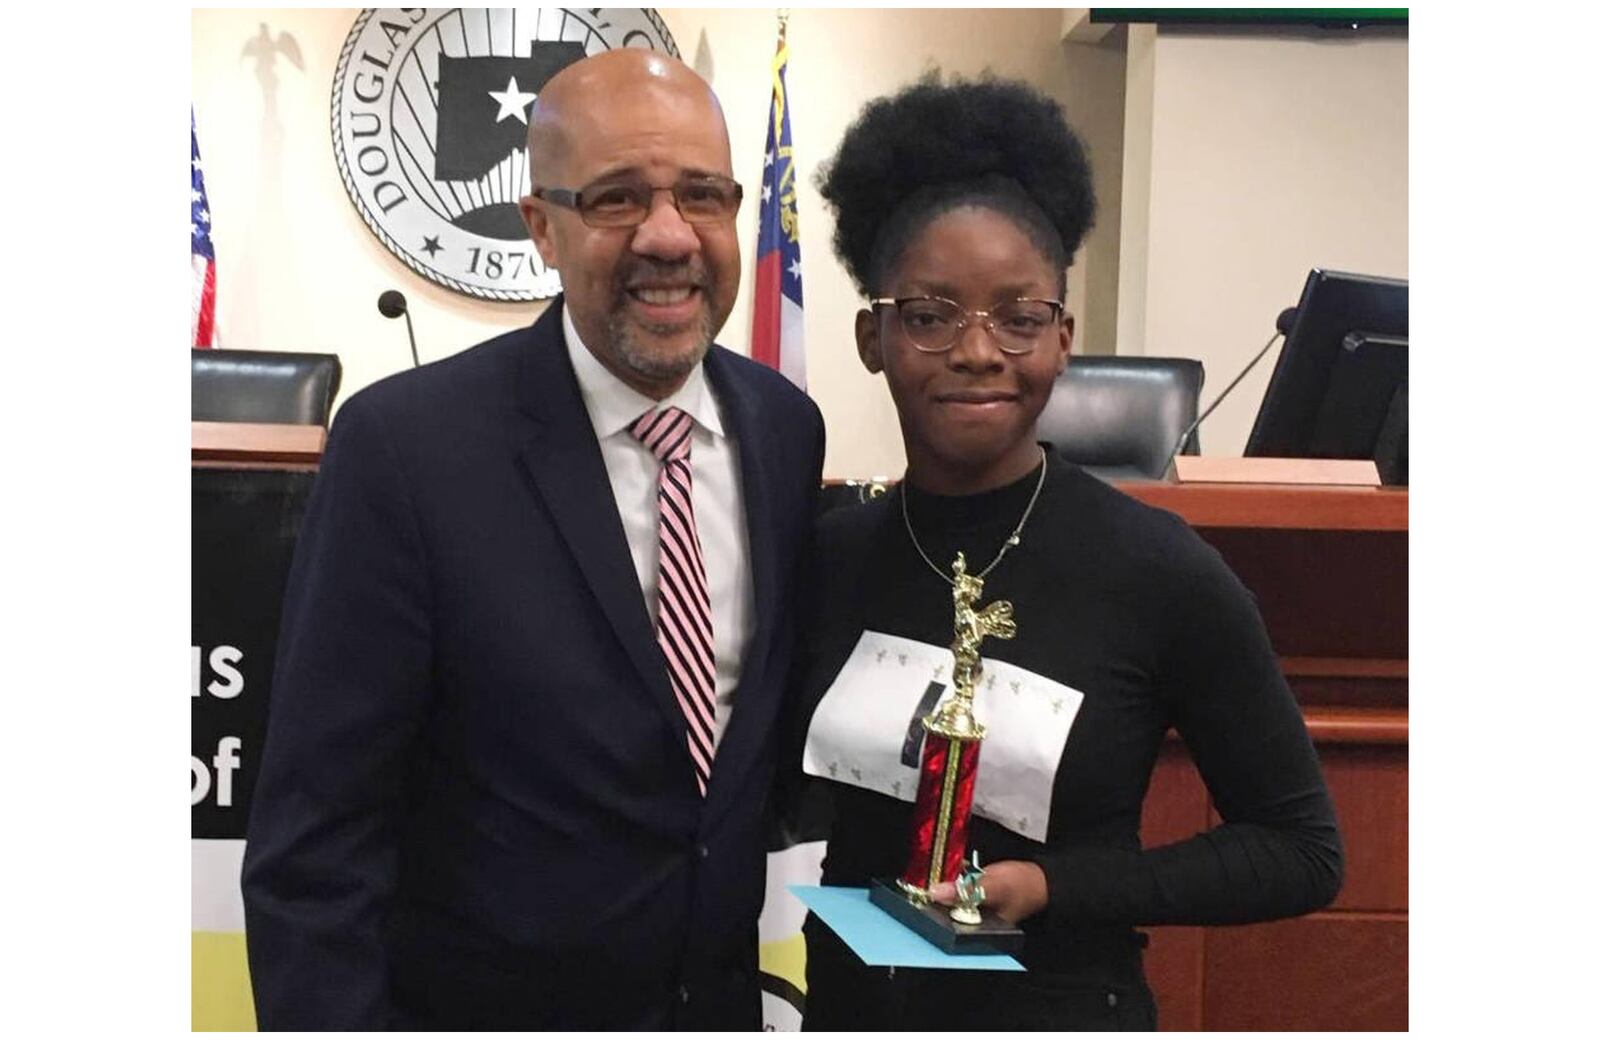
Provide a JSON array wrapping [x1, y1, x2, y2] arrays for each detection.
[[630, 406, 717, 795]]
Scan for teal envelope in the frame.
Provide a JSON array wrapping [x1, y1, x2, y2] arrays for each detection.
[[787, 885, 1025, 971]]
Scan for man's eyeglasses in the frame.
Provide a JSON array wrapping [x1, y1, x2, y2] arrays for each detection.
[[530, 175, 743, 228], [870, 296, 1065, 355]]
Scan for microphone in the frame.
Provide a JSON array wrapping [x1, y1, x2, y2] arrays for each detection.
[[1161, 307, 1299, 478], [377, 289, 421, 368]]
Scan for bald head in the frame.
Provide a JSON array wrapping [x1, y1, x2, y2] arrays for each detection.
[[528, 49, 727, 186], [517, 46, 742, 400]]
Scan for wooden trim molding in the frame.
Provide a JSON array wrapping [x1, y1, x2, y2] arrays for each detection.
[[1305, 909, 1409, 923], [192, 421, 325, 467], [1304, 707, 1408, 745], [1280, 657, 1408, 679]]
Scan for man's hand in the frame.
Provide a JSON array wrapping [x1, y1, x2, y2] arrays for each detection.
[[927, 859, 1049, 924]]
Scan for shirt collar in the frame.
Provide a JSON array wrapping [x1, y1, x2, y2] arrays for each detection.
[[563, 306, 723, 440]]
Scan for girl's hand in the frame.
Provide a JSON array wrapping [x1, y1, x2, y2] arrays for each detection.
[[926, 859, 1048, 924]]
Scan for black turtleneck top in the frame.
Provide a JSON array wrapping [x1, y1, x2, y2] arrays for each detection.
[[785, 450, 1342, 1029]]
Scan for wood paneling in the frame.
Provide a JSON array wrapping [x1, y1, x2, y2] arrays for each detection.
[[1322, 746, 1408, 912], [1143, 927, 1205, 1031], [1288, 673, 1407, 710], [1145, 725, 1408, 1030], [1142, 744, 1208, 844], [1140, 748, 1207, 1030], [1197, 527, 1407, 660], [1202, 916, 1408, 1031]]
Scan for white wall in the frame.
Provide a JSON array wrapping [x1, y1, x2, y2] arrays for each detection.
[[191, 11, 1408, 472], [1048, 28, 1128, 360], [1138, 28, 1409, 456]]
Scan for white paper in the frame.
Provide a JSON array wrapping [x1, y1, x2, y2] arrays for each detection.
[[803, 630, 1084, 842]]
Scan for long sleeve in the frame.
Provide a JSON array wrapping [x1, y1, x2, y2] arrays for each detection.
[[240, 394, 435, 1029], [1033, 534, 1343, 927]]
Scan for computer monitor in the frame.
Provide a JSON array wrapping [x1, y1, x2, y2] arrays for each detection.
[[1245, 269, 1408, 484]]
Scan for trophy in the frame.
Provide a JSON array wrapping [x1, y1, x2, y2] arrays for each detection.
[[869, 553, 1026, 955]]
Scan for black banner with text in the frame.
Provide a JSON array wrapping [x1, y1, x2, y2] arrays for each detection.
[[191, 468, 315, 839]]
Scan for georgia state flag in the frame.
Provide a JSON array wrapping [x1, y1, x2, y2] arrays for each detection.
[[750, 30, 804, 389]]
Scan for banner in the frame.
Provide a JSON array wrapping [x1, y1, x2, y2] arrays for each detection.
[[191, 468, 316, 1030]]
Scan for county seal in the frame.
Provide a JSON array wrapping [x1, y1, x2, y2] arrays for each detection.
[[331, 7, 680, 301]]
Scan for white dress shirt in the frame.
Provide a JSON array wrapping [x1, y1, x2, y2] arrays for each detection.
[[563, 309, 753, 746]]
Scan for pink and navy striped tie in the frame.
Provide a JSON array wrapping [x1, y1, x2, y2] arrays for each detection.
[[630, 406, 717, 795]]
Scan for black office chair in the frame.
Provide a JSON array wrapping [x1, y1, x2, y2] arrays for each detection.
[[192, 349, 343, 425], [1036, 355, 1204, 482]]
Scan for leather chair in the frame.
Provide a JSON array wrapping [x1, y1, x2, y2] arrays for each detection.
[[1036, 356, 1204, 482], [192, 349, 343, 426]]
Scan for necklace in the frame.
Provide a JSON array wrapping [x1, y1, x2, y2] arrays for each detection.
[[900, 447, 1049, 587]]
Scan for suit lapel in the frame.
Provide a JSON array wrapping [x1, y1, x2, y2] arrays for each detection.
[[701, 348, 781, 815], [513, 301, 684, 744]]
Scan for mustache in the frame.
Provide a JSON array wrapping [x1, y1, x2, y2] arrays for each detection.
[[618, 258, 711, 291]]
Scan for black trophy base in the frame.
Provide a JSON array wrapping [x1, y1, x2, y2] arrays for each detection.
[[869, 878, 1025, 956]]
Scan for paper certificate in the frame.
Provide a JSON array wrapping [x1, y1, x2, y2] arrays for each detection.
[[803, 630, 1084, 843]]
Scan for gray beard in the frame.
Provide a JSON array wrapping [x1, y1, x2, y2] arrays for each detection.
[[605, 308, 716, 384]]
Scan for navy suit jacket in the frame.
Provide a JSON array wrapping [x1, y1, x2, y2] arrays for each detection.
[[242, 300, 825, 1030]]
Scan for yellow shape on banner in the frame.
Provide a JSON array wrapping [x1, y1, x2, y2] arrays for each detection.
[[192, 931, 256, 1031], [760, 931, 809, 995]]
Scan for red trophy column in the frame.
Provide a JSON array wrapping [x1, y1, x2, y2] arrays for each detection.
[[895, 553, 1013, 905]]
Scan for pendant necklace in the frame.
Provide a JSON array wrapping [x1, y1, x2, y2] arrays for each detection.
[[900, 447, 1049, 587]]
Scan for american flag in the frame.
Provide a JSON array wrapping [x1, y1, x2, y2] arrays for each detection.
[[192, 111, 217, 349], [750, 19, 804, 389]]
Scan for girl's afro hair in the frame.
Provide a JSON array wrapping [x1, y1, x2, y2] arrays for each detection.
[[818, 75, 1097, 297]]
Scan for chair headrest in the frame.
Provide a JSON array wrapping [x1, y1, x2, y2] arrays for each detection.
[[192, 349, 343, 425], [1036, 356, 1205, 481]]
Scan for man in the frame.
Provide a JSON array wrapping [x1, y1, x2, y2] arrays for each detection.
[[242, 50, 825, 1030]]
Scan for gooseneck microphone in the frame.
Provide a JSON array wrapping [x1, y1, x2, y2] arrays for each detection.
[[1161, 307, 1299, 478], [377, 289, 421, 368]]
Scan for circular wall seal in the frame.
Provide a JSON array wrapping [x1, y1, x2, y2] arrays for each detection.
[[332, 8, 679, 302]]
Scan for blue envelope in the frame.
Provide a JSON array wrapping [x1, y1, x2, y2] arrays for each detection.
[[787, 885, 1025, 971]]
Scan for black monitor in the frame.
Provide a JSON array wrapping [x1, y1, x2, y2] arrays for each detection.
[[1245, 269, 1408, 484]]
